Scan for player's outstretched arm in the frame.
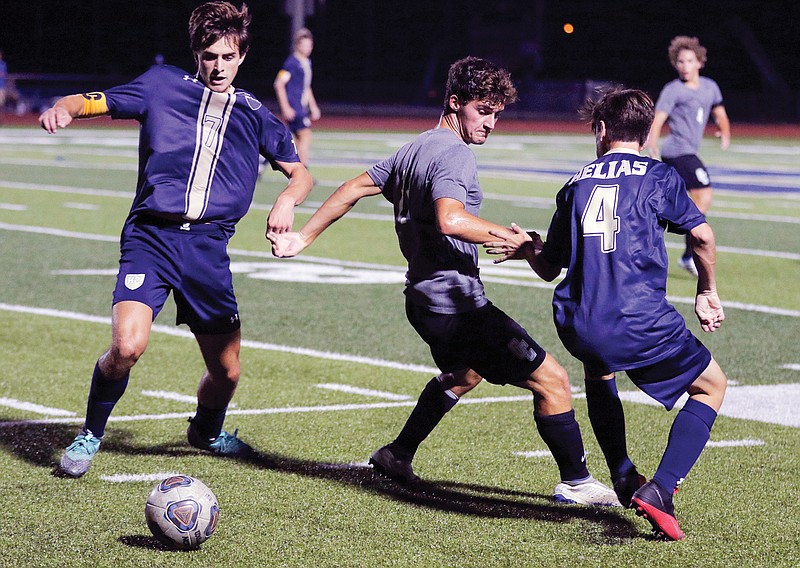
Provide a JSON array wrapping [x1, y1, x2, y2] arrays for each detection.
[[690, 222, 725, 332], [268, 171, 381, 257], [267, 160, 314, 235], [38, 94, 89, 133], [484, 223, 561, 281]]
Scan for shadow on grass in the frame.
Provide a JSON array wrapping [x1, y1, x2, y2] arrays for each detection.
[[0, 419, 641, 543]]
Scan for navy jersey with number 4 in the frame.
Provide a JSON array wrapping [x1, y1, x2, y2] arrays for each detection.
[[104, 65, 299, 235], [541, 148, 706, 372]]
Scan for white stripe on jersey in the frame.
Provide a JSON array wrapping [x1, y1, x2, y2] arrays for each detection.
[[185, 89, 235, 221]]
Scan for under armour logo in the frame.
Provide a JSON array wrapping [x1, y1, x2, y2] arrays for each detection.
[[183, 75, 200, 84], [508, 338, 537, 361]]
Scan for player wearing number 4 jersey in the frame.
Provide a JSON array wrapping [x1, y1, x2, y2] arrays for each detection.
[[38, 1, 313, 478], [487, 87, 728, 540]]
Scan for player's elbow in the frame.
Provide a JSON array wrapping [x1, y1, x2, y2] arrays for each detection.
[[690, 223, 715, 250]]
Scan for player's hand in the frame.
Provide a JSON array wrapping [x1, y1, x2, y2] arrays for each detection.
[[484, 223, 535, 264], [695, 290, 725, 333], [716, 131, 731, 150], [39, 106, 73, 133], [282, 108, 297, 122], [266, 197, 296, 235], [267, 231, 306, 258], [310, 107, 321, 121]]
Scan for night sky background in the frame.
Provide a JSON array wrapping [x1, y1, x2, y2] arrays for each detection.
[[2, 0, 799, 121]]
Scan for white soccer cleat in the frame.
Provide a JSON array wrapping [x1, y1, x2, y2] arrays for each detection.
[[553, 476, 622, 507]]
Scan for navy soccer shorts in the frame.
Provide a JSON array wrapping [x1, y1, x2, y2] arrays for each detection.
[[625, 333, 712, 410], [288, 111, 311, 134], [112, 218, 240, 335], [405, 299, 547, 385], [663, 154, 711, 190]]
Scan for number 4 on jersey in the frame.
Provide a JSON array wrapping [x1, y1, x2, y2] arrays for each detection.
[[581, 184, 620, 253]]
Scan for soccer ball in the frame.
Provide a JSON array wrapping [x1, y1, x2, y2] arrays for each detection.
[[144, 475, 220, 550]]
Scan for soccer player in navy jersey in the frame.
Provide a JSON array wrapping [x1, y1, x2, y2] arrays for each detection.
[[645, 36, 731, 277], [486, 87, 728, 540], [274, 27, 320, 165], [38, 1, 313, 478], [268, 56, 619, 507]]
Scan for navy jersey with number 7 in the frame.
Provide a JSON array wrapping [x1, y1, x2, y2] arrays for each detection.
[[541, 148, 706, 372], [102, 65, 299, 235]]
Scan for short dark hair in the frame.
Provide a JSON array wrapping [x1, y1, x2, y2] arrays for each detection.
[[189, 1, 252, 55], [443, 56, 517, 112], [579, 86, 654, 146]]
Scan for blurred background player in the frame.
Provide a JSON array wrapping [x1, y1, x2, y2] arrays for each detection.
[[274, 27, 321, 165], [487, 86, 728, 540], [38, 1, 312, 478], [0, 50, 7, 115], [645, 35, 731, 277], [269, 56, 619, 507]]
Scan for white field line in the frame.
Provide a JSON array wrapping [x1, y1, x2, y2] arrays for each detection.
[[0, 302, 440, 375], [0, 395, 534, 428], [101, 472, 181, 483], [141, 390, 197, 404], [781, 364, 800, 371], [0, 397, 76, 417], [315, 383, 413, 401], [705, 439, 765, 448], [3, 179, 800, 223], [2, 217, 800, 314]]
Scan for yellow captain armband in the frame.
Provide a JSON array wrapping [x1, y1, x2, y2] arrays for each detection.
[[79, 92, 109, 117]]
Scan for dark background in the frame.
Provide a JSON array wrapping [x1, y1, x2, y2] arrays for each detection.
[[2, 0, 799, 121]]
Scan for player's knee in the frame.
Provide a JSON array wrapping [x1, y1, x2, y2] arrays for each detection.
[[109, 337, 147, 369], [530, 357, 571, 402]]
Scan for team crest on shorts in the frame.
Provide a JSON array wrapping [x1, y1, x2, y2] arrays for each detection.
[[124, 274, 146, 290]]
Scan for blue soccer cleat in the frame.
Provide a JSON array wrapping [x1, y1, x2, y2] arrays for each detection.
[[59, 429, 102, 478], [188, 420, 253, 458]]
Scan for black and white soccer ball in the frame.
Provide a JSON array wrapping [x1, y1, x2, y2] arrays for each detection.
[[145, 475, 220, 550]]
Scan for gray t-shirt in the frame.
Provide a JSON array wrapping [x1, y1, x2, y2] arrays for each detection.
[[655, 77, 723, 158], [367, 127, 488, 314]]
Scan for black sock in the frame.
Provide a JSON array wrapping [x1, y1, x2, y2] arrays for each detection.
[[585, 379, 635, 479], [534, 409, 590, 482], [392, 377, 458, 458], [191, 404, 227, 440], [84, 361, 129, 438], [682, 234, 692, 260]]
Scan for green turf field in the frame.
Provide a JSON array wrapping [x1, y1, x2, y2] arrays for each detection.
[[0, 123, 798, 567]]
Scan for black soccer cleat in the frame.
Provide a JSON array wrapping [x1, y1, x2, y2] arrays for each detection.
[[369, 445, 420, 483], [613, 470, 647, 508]]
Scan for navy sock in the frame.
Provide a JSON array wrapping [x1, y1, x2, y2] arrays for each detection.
[[392, 377, 459, 458], [585, 379, 635, 479], [683, 234, 692, 260], [84, 362, 129, 438], [191, 404, 228, 440], [534, 409, 590, 482], [653, 398, 717, 492]]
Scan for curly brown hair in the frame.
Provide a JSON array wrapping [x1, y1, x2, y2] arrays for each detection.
[[443, 57, 517, 112], [668, 35, 707, 67], [189, 1, 252, 55]]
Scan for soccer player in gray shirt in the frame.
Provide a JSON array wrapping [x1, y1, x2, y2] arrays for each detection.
[[645, 36, 730, 276], [269, 57, 621, 506]]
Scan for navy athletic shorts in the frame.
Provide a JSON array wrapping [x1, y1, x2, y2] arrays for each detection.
[[625, 333, 712, 410], [112, 218, 240, 335], [663, 154, 711, 189], [288, 112, 311, 134], [405, 299, 547, 385]]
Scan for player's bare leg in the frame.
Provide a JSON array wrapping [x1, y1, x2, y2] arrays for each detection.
[[58, 301, 152, 477], [188, 330, 252, 456], [294, 127, 312, 166]]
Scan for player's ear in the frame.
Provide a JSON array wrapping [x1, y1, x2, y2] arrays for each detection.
[[238, 52, 246, 66], [597, 120, 607, 140], [447, 95, 461, 113]]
